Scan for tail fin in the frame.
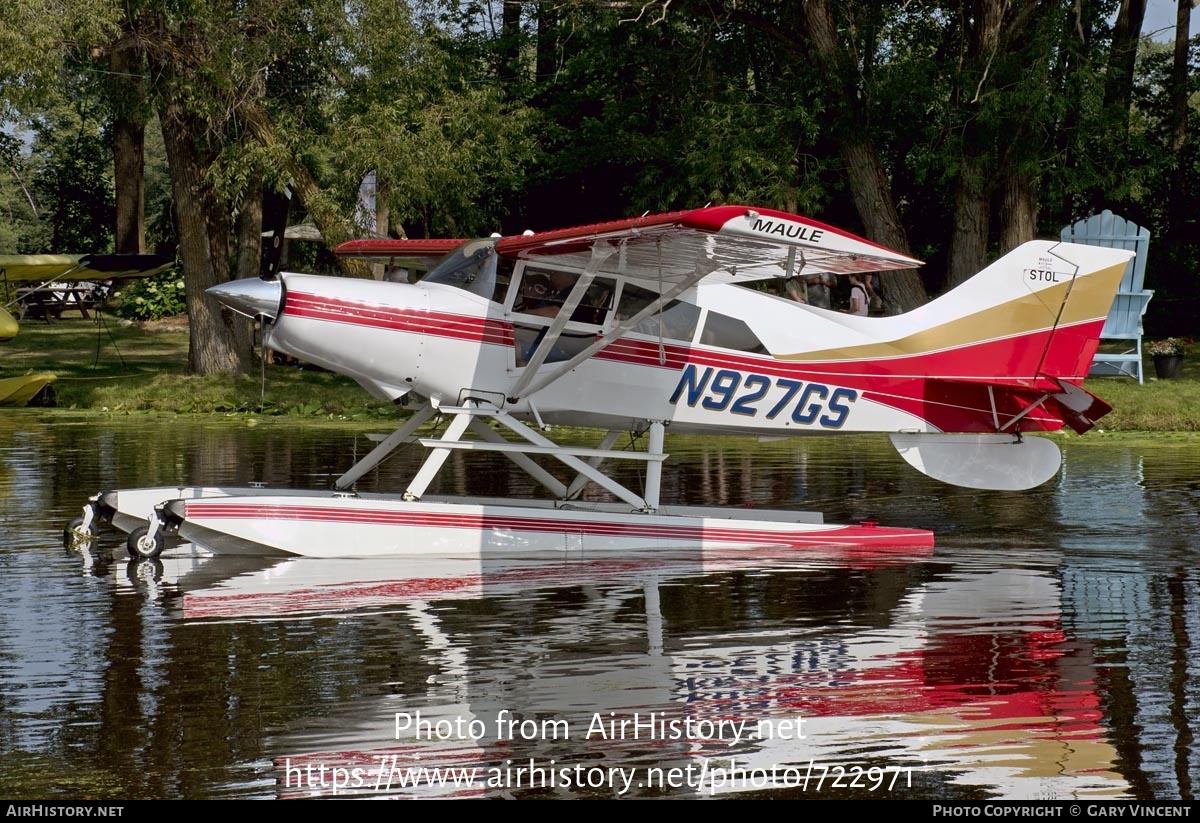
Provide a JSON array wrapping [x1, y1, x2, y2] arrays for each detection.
[[884, 240, 1131, 490], [919, 240, 1129, 433], [783, 240, 1133, 385], [895, 240, 1133, 385]]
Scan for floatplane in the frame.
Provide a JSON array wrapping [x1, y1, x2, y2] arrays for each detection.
[[66, 206, 1132, 559], [0, 253, 174, 406]]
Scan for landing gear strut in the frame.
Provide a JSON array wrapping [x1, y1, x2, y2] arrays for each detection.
[[126, 525, 162, 560]]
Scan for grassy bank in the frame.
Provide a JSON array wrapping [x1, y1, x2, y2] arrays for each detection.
[[3, 315, 1198, 431], [2, 315, 395, 419]]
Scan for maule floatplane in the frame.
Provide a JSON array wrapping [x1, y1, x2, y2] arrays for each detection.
[[66, 206, 1133, 559]]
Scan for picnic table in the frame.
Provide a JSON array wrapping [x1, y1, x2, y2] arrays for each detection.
[[15, 282, 107, 321]]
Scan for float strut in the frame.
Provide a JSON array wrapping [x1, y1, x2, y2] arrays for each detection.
[[335, 404, 436, 490], [642, 421, 665, 512]]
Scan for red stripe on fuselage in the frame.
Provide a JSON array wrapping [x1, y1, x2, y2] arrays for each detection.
[[283, 293, 514, 346]]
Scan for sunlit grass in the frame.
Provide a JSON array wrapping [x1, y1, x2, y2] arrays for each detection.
[[2, 315, 396, 418]]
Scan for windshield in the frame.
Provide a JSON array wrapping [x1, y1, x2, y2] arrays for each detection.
[[423, 239, 498, 300]]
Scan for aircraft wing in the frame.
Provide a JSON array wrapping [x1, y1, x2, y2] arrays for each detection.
[[493, 205, 922, 286], [331, 208, 920, 284], [330, 209, 922, 402], [334, 238, 468, 273], [0, 253, 174, 283]]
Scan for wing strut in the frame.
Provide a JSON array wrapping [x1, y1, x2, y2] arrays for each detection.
[[333, 403, 437, 490], [506, 242, 615, 399], [508, 248, 718, 403]]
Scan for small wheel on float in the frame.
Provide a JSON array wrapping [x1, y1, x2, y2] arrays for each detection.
[[63, 514, 97, 552], [126, 526, 163, 560]]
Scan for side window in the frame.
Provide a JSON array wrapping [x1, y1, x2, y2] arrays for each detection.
[[510, 268, 616, 367], [492, 256, 515, 304], [700, 311, 768, 354], [618, 282, 700, 342]]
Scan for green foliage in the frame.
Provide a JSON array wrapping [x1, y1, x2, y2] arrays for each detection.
[[0, 131, 51, 252], [0, 0, 120, 117], [112, 271, 186, 321], [317, 0, 536, 237], [28, 112, 114, 252]]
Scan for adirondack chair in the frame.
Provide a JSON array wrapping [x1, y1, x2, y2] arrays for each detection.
[[1060, 210, 1153, 383]]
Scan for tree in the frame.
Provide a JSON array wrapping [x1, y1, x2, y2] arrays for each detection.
[[613, 1, 931, 308], [325, 0, 535, 239], [28, 103, 114, 252], [0, 132, 49, 252], [108, 16, 150, 255]]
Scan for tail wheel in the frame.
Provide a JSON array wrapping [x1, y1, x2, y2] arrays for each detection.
[[126, 526, 163, 560]]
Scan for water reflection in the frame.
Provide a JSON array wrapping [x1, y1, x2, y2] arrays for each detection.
[[0, 414, 1197, 799], [243, 560, 1123, 799]]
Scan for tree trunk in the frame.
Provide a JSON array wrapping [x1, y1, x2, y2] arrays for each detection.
[[1104, 0, 1149, 127], [110, 43, 145, 254], [499, 0, 523, 88], [802, 0, 927, 311], [236, 178, 263, 281], [375, 173, 392, 239], [158, 97, 253, 375], [536, 2, 559, 87], [945, 156, 990, 289], [1168, 0, 1193, 241], [1170, 0, 1192, 155], [997, 172, 1037, 255], [838, 140, 926, 312], [944, 0, 1040, 287], [370, 173, 394, 279]]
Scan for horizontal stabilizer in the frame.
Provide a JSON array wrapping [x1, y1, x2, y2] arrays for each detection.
[[889, 432, 1062, 491], [1050, 381, 1112, 434]]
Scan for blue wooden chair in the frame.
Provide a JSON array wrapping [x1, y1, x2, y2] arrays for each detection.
[[1060, 210, 1153, 383]]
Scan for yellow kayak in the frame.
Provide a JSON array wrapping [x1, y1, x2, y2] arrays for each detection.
[[0, 372, 57, 407], [0, 307, 17, 342]]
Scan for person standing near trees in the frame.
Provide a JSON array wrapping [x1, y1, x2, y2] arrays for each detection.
[[784, 275, 807, 303], [805, 273, 833, 309], [847, 273, 869, 317]]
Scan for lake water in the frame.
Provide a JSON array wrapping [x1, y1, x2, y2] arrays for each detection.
[[0, 413, 1196, 800]]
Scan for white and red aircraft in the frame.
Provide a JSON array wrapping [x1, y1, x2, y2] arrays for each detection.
[[68, 206, 1133, 559]]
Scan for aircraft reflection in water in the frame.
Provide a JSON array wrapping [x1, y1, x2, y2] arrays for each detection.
[[107, 546, 1129, 800]]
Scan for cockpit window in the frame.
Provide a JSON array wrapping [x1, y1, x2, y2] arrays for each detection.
[[423, 239, 498, 299], [513, 267, 615, 325], [700, 311, 768, 353]]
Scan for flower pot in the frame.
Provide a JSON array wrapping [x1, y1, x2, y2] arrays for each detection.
[[1152, 353, 1184, 379]]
